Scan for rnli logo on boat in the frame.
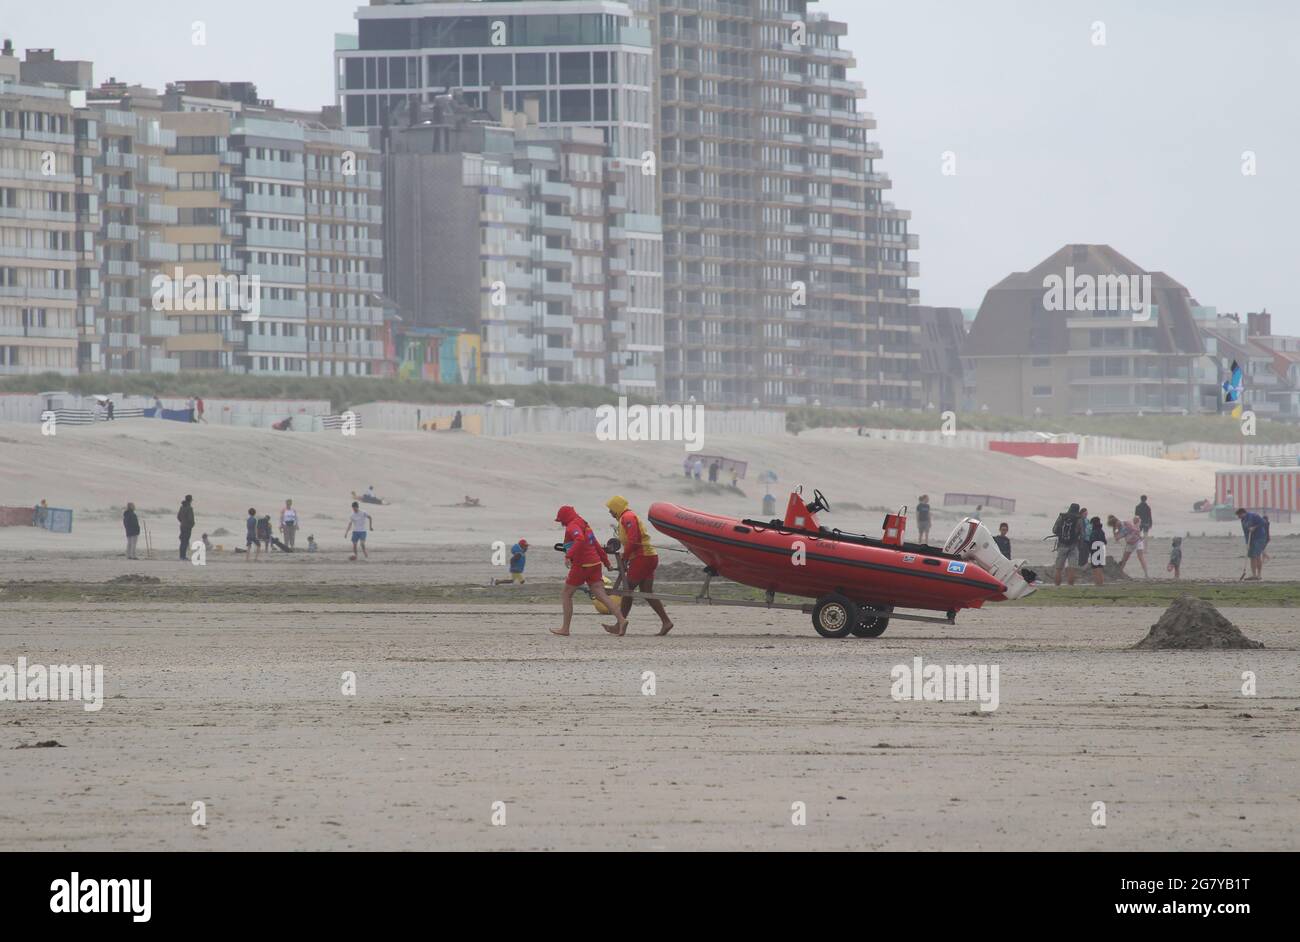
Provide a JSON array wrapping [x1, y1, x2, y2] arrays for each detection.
[[902, 554, 916, 563], [946, 561, 967, 574]]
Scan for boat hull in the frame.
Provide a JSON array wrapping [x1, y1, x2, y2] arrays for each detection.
[[648, 502, 1007, 612]]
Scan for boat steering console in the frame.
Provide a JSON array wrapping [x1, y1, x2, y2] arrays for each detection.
[[805, 489, 831, 515]]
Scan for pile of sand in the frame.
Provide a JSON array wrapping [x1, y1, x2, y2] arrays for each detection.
[[1132, 596, 1264, 650], [107, 574, 161, 585], [655, 559, 708, 581]]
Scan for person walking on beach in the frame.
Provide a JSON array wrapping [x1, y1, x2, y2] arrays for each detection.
[[1135, 495, 1153, 537], [196, 396, 206, 424], [916, 495, 932, 544], [1167, 537, 1183, 580], [280, 499, 299, 549], [1236, 508, 1267, 579], [605, 495, 673, 636], [1051, 502, 1083, 586], [1088, 516, 1107, 585], [245, 508, 262, 562], [683, 455, 692, 478], [551, 505, 625, 637], [123, 502, 140, 560], [106, 399, 114, 421], [1076, 506, 1092, 572], [177, 495, 195, 561], [345, 501, 373, 561]]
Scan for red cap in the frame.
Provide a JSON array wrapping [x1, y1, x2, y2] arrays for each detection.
[[555, 505, 577, 524], [518, 539, 529, 548]]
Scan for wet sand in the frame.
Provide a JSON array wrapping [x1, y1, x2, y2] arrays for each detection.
[[1, 600, 1295, 851]]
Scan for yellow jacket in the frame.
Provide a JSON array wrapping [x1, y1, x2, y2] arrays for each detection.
[[606, 495, 656, 560]]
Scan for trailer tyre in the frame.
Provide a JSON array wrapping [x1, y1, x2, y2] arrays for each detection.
[[812, 594, 857, 638], [851, 604, 892, 638]]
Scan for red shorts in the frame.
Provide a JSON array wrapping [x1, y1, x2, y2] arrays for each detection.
[[565, 563, 603, 587], [626, 555, 658, 586]]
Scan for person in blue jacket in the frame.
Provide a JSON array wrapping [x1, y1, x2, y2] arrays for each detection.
[[1236, 508, 1268, 580]]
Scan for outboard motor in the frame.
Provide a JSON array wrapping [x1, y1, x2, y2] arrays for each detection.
[[943, 518, 1037, 600]]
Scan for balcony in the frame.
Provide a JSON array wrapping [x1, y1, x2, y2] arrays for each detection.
[[105, 260, 140, 277], [540, 346, 574, 363], [105, 222, 139, 241], [539, 280, 573, 299], [101, 151, 139, 170], [138, 163, 177, 187], [104, 186, 138, 207], [244, 228, 307, 251], [246, 333, 307, 354], [139, 241, 179, 262], [138, 202, 179, 225], [246, 262, 307, 285], [105, 297, 141, 314], [243, 193, 306, 216], [242, 157, 306, 182]]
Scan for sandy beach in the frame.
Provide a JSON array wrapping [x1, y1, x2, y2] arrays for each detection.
[[2, 421, 1297, 850]]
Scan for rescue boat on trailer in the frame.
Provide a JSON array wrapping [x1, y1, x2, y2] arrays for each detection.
[[644, 489, 1036, 638]]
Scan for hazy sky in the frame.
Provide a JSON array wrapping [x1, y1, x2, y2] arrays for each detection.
[[8, 0, 1299, 331]]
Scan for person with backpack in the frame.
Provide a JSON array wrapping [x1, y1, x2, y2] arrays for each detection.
[[1076, 506, 1092, 570], [1052, 503, 1083, 586]]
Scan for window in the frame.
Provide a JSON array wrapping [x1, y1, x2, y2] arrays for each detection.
[[482, 54, 512, 86], [560, 52, 590, 84], [560, 89, 590, 121], [1031, 357, 1050, 368], [427, 55, 458, 88], [1031, 386, 1053, 397], [516, 53, 545, 85]]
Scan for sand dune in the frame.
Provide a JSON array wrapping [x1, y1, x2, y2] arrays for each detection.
[[0, 420, 1254, 558]]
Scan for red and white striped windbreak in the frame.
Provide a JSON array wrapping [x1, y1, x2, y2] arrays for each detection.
[[1215, 469, 1300, 512]]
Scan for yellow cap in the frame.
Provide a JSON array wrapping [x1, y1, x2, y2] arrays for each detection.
[[606, 495, 629, 515]]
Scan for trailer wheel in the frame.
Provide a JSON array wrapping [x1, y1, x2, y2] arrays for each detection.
[[851, 604, 892, 638], [812, 594, 857, 638]]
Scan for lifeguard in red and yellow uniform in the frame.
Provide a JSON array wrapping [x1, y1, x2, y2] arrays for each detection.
[[551, 505, 625, 637], [606, 495, 674, 636]]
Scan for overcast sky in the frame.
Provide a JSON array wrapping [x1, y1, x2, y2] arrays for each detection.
[[7, 0, 1298, 331]]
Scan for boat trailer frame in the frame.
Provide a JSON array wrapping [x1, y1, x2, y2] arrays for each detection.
[[595, 548, 959, 627]]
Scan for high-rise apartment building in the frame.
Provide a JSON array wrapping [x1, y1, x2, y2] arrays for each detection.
[[0, 43, 82, 376], [658, 0, 918, 407], [383, 92, 623, 386], [164, 82, 386, 377], [1, 43, 385, 377], [336, 0, 663, 394]]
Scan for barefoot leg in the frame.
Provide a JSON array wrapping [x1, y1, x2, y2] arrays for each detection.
[[590, 582, 627, 636], [553, 583, 577, 635]]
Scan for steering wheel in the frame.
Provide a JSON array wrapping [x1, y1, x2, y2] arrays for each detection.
[[811, 489, 831, 513]]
